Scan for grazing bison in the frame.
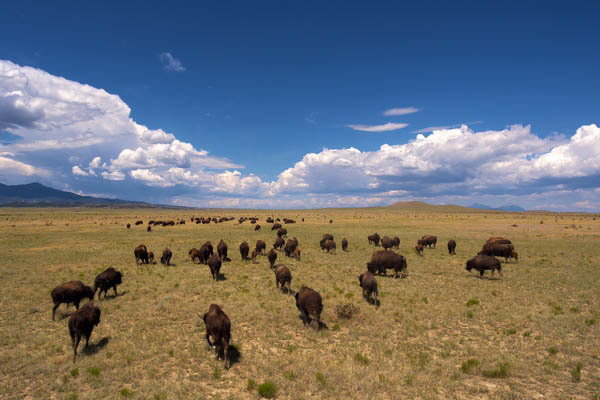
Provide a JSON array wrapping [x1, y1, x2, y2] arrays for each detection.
[[161, 248, 172, 266], [255, 240, 266, 255], [510, 250, 519, 263], [207, 254, 222, 281], [420, 235, 437, 248], [126, 223, 131, 229], [266, 217, 274, 223], [217, 240, 228, 261], [251, 249, 258, 263], [391, 236, 400, 249], [321, 239, 336, 253], [202, 304, 231, 369], [342, 238, 348, 251], [147, 225, 152, 232], [51, 281, 94, 321], [381, 236, 393, 251], [415, 244, 424, 256], [367, 250, 407, 278], [135, 220, 143, 225], [274, 264, 292, 295], [268, 248, 277, 268], [479, 243, 514, 261], [254, 224, 261, 231], [295, 286, 323, 330], [466, 255, 502, 278], [368, 233, 380, 246], [277, 227, 287, 238], [93, 268, 122, 299], [293, 247, 301, 260], [447, 239, 457, 255], [322, 233, 334, 242], [68, 302, 101, 362], [284, 238, 298, 257], [203, 241, 214, 257], [148, 251, 155, 264], [359, 271, 379, 307], [189, 248, 202, 264], [271, 223, 282, 231], [273, 237, 285, 250], [239, 241, 250, 260], [329, 219, 333, 224], [486, 237, 512, 245], [134, 244, 149, 264]]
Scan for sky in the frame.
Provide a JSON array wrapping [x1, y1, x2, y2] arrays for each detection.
[[1, 0, 599, 210]]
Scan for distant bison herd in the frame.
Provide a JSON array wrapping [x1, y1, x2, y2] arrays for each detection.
[[51, 215, 519, 369]]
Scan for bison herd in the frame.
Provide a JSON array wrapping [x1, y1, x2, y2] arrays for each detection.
[[51, 216, 519, 370]]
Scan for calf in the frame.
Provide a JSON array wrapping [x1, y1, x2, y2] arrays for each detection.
[[161, 248, 172, 266], [359, 271, 379, 307], [268, 248, 277, 268], [341, 238, 348, 251], [274, 264, 292, 295], [207, 254, 222, 281]]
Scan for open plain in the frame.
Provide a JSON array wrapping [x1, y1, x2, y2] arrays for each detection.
[[0, 206, 599, 399]]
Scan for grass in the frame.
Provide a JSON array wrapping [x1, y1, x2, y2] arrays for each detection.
[[571, 362, 583, 383], [0, 207, 599, 398], [461, 358, 480, 374], [257, 381, 277, 398], [466, 298, 480, 307]]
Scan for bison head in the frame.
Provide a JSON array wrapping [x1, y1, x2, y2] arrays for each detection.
[[83, 285, 94, 301]]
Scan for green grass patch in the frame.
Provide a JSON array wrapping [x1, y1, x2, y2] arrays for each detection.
[[257, 381, 277, 398], [354, 352, 369, 365], [86, 367, 101, 378], [466, 298, 480, 307], [482, 362, 510, 378], [571, 362, 583, 383], [461, 358, 480, 374]]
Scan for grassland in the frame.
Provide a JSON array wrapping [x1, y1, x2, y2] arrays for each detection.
[[0, 207, 598, 399]]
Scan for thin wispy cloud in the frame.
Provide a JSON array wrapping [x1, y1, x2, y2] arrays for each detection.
[[383, 107, 420, 116], [412, 121, 483, 133], [346, 122, 408, 132], [159, 52, 186, 72]]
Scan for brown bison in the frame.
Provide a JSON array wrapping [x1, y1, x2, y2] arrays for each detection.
[[293, 247, 301, 261], [255, 240, 266, 255], [147, 225, 152, 232], [510, 250, 519, 263], [381, 236, 393, 250], [254, 224, 261, 231], [68, 302, 101, 362], [135, 220, 143, 225], [274, 264, 292, 295], [479, 243, 514, 261], [148, 251, 155, 264], [273, 237, 285, 250], [295, 286, 323, 330], [195, 244, 212, 264], [284, 238, 298, 257], [207, 254, 222, 281], [93, 268, 122, 299], [466, 255, 502, 278], [447, 239, 456, 255], [239, 241, 250, 260], [160, 248, 172, 266], [486, 236, 512, 245], [251, 249, 258, 263], [277, 227, 287, 238], [341, 238, 348, 251], [267, 248, 277, 268], [359, 271, 379, 307], [202, 304, 231, 369], [217, 239, 228, 261], [320, 239, 336, 253], [368, 233, 380, 246], [271, 223, 282, 231], [203, 241, 214, 256], [391, 236, 400, 249], [189, 248, 202, 264], [51, 281, 94, 321], [415, 244, 424, 256], [134, 244, 149, 264], [420, 235, 437, 248], [126, 223, 131, 229], [322, 233, 334, 242], [367, 250, 407, 278]]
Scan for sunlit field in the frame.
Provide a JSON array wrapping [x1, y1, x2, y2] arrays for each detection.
[[0, 206, 598, 399]]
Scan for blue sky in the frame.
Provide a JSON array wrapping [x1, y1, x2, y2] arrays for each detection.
[[1, 1, 599, 210]]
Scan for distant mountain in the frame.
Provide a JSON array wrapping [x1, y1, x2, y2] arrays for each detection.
[[386, 201, 482, 212], [469, 203, 526, 212], [0, 182, 151, 207]]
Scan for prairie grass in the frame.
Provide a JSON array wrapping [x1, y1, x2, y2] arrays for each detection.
[[0, 207, 599, 398]]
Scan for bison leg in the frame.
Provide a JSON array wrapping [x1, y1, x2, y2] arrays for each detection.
[[205, 332, 213, 348], [74, 300, 80, 310], [287, 282, 292, 296], [72, 334, 81, 363], [223, 340, 230, 369], [310, 315, 320, 330], [479, 270, 484, 279], [52, 303, 60, 321], [113, 285, 118, 296]]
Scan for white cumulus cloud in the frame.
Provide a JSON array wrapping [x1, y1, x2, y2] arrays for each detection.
[[345, 122, 408, 132]]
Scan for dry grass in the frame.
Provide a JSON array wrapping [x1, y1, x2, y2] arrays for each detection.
[[0, 207, 599, 399]]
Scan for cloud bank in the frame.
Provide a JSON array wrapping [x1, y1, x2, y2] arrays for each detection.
[[1, 59, 599, 210]]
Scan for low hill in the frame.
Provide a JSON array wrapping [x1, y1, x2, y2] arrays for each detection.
[[386, 201, 498, 213]]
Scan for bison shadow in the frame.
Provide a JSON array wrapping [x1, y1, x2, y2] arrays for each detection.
[[297, 314, 329, 330], [215, 273, 227, 281], [81, 336, 110, 357], [466, 273, 502, 281], [99, 290, 128, 300], [363, 295, 380, 307]]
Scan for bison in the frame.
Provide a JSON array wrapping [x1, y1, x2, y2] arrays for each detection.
[[510, 250, 519, 263], [239, 241, 250, 260], [420, 235, 437, 248], [322, 233, 334, 242], [447, 239, 456, 255], [359, 271, 379, 307], [466, 255, 502, 278], [268, 248, 277, 268], [295, 286, 323, 330], [147, 225, 152, 232], [134, 244, 149, 264], [254, 224, 261, 231], [251, 249, 258, 263], [479, 243, 514, 261], [51, 281, 94, 321], [321, 239, 336, 253], [341, 238, 348, 251], [293, 247, 301, 261], [255, 240, 266, 255], [271, 223, 282, 231], [415, 244, 424, 256], [217, 239, 228, 261], [273, 237, 285, 250], [203, 241, 214, 257], [161, 248, 172, 266], [68, 302, 101, 362], [126, 223, 131, 229], [486, 237, 512, 245], [274, 264, 292, 295], [202, 304, 231, 369], [93, 268, 122, 299], [148, 251, 155, 264], [367, 250, 407, 278], [368, 233, 380, 246], [284, 238, 298, 257], [391, 236, 400, 249], [277, 227, 287, 238], [381, 236, 393, 251], [135, 220, 143, 225], [207, 254, 222, 281]]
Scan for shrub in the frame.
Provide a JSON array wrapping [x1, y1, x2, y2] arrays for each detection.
[[585, 318, 596, 326], [466, 298, 479, 307], [120, 388, 133, 397], [547, 347, 559, 356], [257, 381, 277, 398], [571, 362, 583, 383], [86, 367, 101, 377], [461, 358, 480, 374], [335, 303, 359, 319], [70, 368, 79, 377], [283, 370, 296, 380], [482, 362, 510, 378], [246, 378, 256, 391]]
